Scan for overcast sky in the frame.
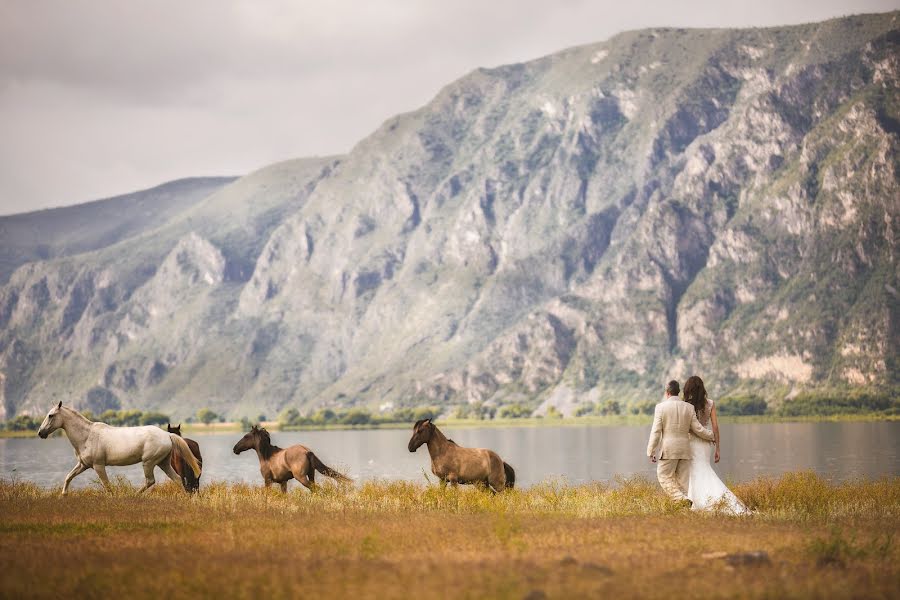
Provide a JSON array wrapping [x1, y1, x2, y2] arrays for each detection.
[[1, 1, 897, 215]]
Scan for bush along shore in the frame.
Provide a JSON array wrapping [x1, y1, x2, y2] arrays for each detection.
[[3, 386, 897, 436], [0, 472, 897, 599]]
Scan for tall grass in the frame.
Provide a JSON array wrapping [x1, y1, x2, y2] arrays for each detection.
[[1, 473, 897, 599]]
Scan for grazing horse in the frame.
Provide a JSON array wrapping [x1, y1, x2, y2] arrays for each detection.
[[407, 418, 515, 492], [166, 424, 203, 493], [232, 425, 351, 491], [37, 402, 200, 496]]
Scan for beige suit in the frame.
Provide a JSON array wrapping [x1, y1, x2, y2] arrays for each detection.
[[646, 396, 715, 501]]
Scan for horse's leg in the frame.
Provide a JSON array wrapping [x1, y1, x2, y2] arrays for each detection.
[[138, 461, 156, 493], [159, 461, 185, 490], [94, 464, 112, 489], [448, 474, 459, 488], [291, 463, 313, 491], [279, 481, 288, 493], [61, 462, 88, 496]]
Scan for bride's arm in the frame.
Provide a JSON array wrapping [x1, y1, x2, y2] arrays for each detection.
[[710, 401, 720, 463]]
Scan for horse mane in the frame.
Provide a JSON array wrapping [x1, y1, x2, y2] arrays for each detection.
[[64, 405, 93, 424], [254, 427, 281, 459]]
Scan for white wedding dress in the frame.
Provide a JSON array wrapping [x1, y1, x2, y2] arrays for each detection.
[[687, 400, 749, 515]]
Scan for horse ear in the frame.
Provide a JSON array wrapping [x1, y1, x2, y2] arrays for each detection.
[[57, 401, 62, 409]]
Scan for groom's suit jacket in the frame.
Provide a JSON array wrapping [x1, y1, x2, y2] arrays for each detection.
[[646, 397, 715, 459]]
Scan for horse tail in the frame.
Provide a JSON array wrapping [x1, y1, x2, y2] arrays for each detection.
[[309, 452, 352, 483], [503, 462, 515, 489], [170, 434, 201, 478]]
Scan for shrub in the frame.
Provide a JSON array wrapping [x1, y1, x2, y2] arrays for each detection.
[[339, 409, 371, 426], [498, 403, 532, 418], [716, 395, 768, 416], [777, 388, 897, 417], [630, 400, 657, 415], [278, 408, 301, 426], [138, 411, 170, 426], [4, 415, 40, 431], [196, 408, 219, 425]]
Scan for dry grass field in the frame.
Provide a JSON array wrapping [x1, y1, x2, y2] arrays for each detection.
[[1, 473, 898, 599]]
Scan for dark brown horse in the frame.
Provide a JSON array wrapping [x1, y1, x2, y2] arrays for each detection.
[[408, 418, 515, 491], [167, 424, 203, 493], [232, 426, 351, 491]]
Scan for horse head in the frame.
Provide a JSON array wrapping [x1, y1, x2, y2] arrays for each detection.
[[407, 418, 434, 452], [167, 423, 182, 436], [233, 424, 264, 455], [38, 401, 63, 439]]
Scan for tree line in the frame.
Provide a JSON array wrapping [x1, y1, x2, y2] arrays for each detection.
[[4, 387, 895, 432]]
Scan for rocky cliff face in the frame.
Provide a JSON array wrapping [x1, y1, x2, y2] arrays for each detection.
[[1, 13, 897, 418]]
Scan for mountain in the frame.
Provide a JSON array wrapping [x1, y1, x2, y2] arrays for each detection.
[[1, 12, 897, 420], [0, 177, 236, 284]]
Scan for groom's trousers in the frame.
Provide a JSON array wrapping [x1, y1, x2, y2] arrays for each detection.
[[657, 458, 691, 501]]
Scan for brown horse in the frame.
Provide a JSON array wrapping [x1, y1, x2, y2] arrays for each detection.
[[167, 424, 203, 493], [408, 418, 515, 491], [232, 425, 351, 491]]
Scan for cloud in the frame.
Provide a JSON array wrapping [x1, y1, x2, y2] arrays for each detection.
[[0, 0, 896, 214]]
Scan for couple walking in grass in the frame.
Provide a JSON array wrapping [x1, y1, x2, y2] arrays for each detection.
[[647, 375, 749, 514]]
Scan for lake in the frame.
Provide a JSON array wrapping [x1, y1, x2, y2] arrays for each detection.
[[2, 421, 898, 490]]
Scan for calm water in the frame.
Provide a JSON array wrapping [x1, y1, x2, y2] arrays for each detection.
[[2, 421, 898, 490]]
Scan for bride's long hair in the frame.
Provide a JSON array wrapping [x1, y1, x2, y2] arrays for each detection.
[[683, 375, 708, 418]]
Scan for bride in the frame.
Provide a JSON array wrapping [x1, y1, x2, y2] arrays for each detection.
[[683, 375, 749, 515]]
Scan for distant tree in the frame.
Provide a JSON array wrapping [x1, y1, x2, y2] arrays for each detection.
[[99, 409, 122, 425], [390, 407, 416, 423], [257, 414, 267, 423], [601, 400, 621, 416], [630, 400, 657, 416], [196, 408, 218, 426], [5, 415, 40, 431], [545, 406, 563, 419], [118, 410, 143, 427], [239, 416, 253, 431], [139, 411, 170, 426], [499, 403, 532, 419], [312, 409, 336, 425], [278, 408, 300, 427], [412, 406, 439, 422], [339, 409, 371, 426], [575, 403, 595, 417], [717, 395, 768, 416]]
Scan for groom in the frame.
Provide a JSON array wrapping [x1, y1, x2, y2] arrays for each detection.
[[646, 380, 715, 505]]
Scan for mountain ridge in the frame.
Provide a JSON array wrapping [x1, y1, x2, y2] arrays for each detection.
[[1, 12, 897, 419]]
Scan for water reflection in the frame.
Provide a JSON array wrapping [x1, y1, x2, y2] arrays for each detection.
[[1, 421, 897, 490]]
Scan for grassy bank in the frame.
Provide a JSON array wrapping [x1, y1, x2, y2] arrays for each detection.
[[1, 473, 897, 598]]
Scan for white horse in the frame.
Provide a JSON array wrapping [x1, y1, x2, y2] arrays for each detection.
[[37, 401, 201, 496]]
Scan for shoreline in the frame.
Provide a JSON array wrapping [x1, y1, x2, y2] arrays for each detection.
[[2, 412, 896, 438]]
